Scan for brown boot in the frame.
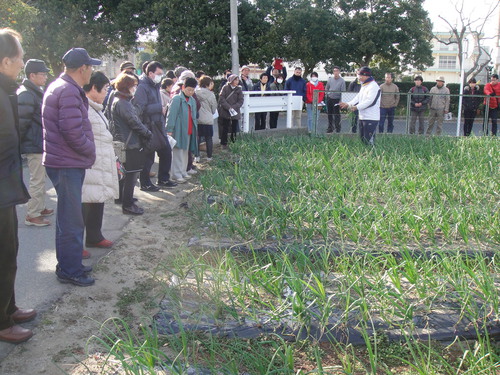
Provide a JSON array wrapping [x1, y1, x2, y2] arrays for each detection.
[[0, 325, 33, 344], [12, 308, 37, 324]]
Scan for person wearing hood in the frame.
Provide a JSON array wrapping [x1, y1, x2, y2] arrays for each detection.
[[17, 59, 53, 227], [304, 72, 325, 132], [340, 67, 380, 146], [284, 67, 307, 128], [218, 74, 244, 147]]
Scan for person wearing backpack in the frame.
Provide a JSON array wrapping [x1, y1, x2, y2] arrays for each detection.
[[408, 76, 429, 134]]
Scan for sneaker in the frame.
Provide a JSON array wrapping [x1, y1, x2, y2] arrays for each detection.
[[187, 169, 198, 175], [86, 239, 113, 248], [82, 249, 91, 259], [140, 184, 160, 192], [25, 216, 50, 227], [182, 174, 192, 180], [157, 180, 178, 188], [123, 204, 144, 215], [56, 270, 95, 287], [40, 208, 54, 217], [172, 177, 187, 184]]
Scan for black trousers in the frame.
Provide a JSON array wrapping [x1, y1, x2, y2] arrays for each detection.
[[82, 202, 105, 245], [269, 112, 279, 129], [487, 108, 498, 136], [140, 143, 172, 186], [221, 118, 238, 145], [120, 171, 140, 208], [0, 206, 19, 330], [463, 108, 477, 136], [255, 112, 267, 130], [359, 120, 378, 146], [327, 97, 341, 132]]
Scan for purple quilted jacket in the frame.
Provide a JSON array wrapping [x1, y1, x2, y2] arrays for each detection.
[[42, 74, 95, 168]]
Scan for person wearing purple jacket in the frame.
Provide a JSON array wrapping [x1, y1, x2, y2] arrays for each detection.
[[42, 48, 101, 287]]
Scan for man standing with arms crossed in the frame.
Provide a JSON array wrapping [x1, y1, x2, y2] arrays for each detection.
[[42, 48, 100, 286], [379, 72, 399, 133], [0, 28, 36, 343], [18, 59, 53, 226], [325, 66, 345, 133], [340, 67, 380, 146]]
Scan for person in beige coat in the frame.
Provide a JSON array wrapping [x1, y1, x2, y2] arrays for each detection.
[[82, 72, 119, 252], [426, 76, 450, 136]]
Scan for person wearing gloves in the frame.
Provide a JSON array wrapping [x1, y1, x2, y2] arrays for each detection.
[[339, 66, 380, 146]]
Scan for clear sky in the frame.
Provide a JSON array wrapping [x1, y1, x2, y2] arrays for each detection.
[[424, 0, 499, 40]]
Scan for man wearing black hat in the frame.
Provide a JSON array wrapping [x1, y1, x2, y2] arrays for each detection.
[[18, 59, 53, 227], [340, 66, 381, 146], [42, 47, 101, 286]]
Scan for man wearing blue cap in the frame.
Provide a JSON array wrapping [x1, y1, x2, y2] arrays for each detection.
[[42, 48, 101, 286], [340, 66, 381, 146], [18, 59, 53, 227]]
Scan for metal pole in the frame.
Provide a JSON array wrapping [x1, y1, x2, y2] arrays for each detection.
[[456, 38, 468, 137], [230, 0, 239, 75]]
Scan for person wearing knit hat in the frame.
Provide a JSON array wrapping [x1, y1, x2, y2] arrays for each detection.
[[340, 66, 380, 146], [426, 76, 450, 135]]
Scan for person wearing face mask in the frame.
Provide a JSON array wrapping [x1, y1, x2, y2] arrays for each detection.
[[133, 61, 177, 191], [269, 73, 285, 129], [305, 72, 325, 132], [110, 72, 152, 215]]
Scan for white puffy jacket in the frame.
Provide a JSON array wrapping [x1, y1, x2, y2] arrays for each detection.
[[82, 99, 119, 203], [347, 79, 381, 121]]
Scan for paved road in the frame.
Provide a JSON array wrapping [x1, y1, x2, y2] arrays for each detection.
[[0, 170, 130, 360]]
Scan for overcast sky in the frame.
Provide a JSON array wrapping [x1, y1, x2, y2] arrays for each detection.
[[424, 0, 499, 41]]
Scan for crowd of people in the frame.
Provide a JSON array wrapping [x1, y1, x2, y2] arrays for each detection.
[[0, 25, 498, 344]]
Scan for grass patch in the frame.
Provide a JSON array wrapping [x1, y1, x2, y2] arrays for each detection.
[[197, 135, 498, 246], [96, 135, 499, 374]]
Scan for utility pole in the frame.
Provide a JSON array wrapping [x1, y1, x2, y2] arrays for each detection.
[[230, 0, 240, 75]]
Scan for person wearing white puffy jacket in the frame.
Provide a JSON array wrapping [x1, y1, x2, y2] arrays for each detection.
[[81, 71, 119, 250], [340, 66, 380, 146]]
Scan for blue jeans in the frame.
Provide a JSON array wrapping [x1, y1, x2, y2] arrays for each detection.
[[46, 168, 86, 278], [379, 107, 395, 133]]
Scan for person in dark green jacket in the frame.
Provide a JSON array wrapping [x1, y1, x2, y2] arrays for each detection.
[[166, 77, 198, 183]]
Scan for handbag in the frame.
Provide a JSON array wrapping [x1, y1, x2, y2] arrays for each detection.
[[112, 131, 133, 163], [147, 122, 168, 152]]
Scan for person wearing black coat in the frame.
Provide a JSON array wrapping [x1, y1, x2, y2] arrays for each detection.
[[110, 72, 152, 215], [0, 28, 34, 344], [17, 59, 53, 226], [462, 78, 482, 136]]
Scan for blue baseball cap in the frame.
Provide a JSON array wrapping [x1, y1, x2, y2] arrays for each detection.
[[62, 48, 101, 69]]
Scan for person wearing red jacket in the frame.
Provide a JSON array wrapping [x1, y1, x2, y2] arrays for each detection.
[[305, 72, 325, 132], [483, 74, 500, 136]]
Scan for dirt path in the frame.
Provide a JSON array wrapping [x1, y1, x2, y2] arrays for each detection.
[[0, 177, 202, 375]]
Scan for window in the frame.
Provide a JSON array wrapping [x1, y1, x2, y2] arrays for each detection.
[[439, 56, 456, 69]]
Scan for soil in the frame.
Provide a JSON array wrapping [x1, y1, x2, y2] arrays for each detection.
[[0, 170, 205, 375]]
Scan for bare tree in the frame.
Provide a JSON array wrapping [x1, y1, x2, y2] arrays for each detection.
[[436, 0, 499, 84]]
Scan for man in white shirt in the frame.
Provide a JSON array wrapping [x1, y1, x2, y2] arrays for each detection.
[[340, 67, 380, 145]]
